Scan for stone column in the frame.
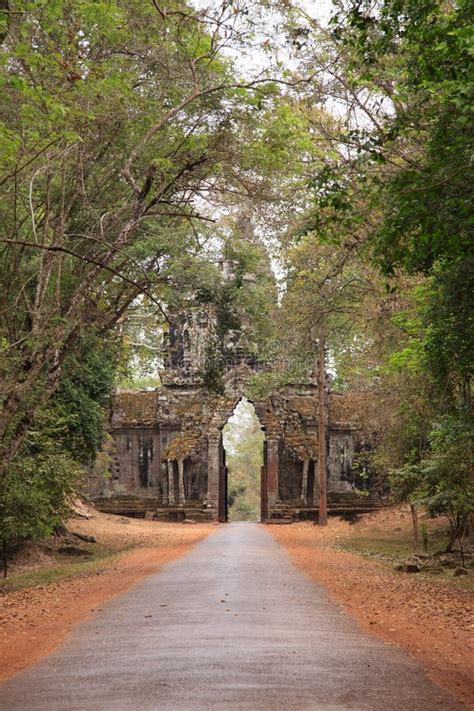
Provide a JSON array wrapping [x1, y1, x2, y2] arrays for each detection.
[[177, 459, 186, 505], [167, 459, 176, 505], [266, 436, 280, 509], [161, 462, 169, 505], [300, 460, 309, 504], [206, 432, 220, 516], [313, 458, 319, 505]]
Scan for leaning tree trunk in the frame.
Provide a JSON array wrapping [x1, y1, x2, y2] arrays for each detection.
[[409, 503, 419, 551], [317, 336, 328, 526]]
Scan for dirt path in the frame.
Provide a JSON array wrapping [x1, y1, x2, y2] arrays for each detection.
[[270, 521, 474, 709], [0, 515, 214, 681], [0, 523, 468, 710]]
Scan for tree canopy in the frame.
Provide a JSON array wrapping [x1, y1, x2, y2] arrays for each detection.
[[0, 0, 472, 545]]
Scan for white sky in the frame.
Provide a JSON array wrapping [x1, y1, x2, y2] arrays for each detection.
[[222, 397, 263, 456], [191, 1, 334, 77]]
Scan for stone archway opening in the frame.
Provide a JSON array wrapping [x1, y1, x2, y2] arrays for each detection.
[[221, 398, 265, 522]]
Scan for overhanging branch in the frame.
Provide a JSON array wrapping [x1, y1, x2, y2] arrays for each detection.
[[0, 238, 171, 323]]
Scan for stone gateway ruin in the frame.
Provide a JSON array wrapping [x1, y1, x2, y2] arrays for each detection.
[[88, 262, 380, 522]]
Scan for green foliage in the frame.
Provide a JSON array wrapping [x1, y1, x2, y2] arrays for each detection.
[[48, 334, 116, 464], [246, 367, 307, 400], [328, 0, 473, 275], [229, 497, 257, 522], [354, 255, 472, 485], [0, 452, 80, 544], [271, 0, 474, 533], [416, 414, 473, 545], [202, 339, 227, 395], [277, 235, 374, 380], [227, 481, 246, 509], [424, 260, 474, 400], [0, 0, 470, 557], [381, 260, 472, 408], [0, 0, 287, 471], [0, 331, 113, 572], [196, 276, 242, 341], [0, 440, 81, 575], [383, 284, 431, 377], [375, 6, 473, 274], [240, 97, 319, 176], [196, 225, 278, 392], [276, 0, 474, 532], [389, 413, 473, 550], [350, 449, 382, 492], [389, 464, 422, 505]]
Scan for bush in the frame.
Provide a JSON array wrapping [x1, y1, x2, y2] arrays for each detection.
[[0, 451, 81, 577], [390, 413, 473, 552], [415, 414, 473, 551]]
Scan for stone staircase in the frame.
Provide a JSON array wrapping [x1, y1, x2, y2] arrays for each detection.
[[93, 495, 162, 516], [92, 495, 214, 522], [268, 492, 384, 522], [327, 491, 383, 514], [155, 507, 215, 523], [267, 502, 294, 523], [92, 491, 384, 523]]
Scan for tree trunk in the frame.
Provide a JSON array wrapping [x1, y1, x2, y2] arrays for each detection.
[[410, 503, 419, 551], [2, 539, 7, 578], [317, 336, 328, 526], [458, 535, 465, 568]]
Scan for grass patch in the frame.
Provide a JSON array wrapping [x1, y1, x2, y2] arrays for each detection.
[[422, 571, 474, 592], [0, 543, 132, 594], [332, 526, 473, 591], [335, 527, 450, 560], [337, 534, 416, 558]]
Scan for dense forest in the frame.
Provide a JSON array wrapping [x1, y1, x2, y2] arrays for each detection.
[[0, 1, 472, 557]]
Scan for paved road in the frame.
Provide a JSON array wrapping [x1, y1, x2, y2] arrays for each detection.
[[0, 523, 467, 710]]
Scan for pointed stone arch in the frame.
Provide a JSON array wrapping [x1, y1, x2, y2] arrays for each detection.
[[218, 397, 265, 523]]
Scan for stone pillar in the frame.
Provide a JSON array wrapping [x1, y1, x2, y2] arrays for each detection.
[[266, 437, 280, 509], [167, 459, 175, 505], [206, 432, 220, 516], [161, 462, 169, 505], [313, 458, 319, 505], [300, 460, 309, 504], [177, 459, 185, 505]]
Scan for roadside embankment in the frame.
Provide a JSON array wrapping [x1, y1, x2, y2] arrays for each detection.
[[0, 512, 214, 680], [270, 509, 473, 709]]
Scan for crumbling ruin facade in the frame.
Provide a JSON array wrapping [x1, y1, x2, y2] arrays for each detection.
[[88, 262, 380, 522]]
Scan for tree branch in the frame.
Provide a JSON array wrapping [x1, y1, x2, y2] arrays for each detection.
[[0, 238, 170, 323]]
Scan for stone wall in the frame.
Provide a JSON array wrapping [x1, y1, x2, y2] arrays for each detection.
[[86, 382, 379, 522], [86, 270, 379, 521]]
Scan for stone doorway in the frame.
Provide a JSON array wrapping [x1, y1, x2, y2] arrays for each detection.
[[221, 399, 265, 523]]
